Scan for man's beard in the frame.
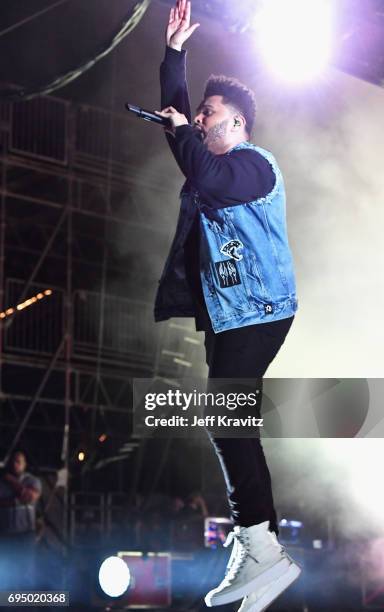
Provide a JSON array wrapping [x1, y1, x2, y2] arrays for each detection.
[[205, 119, 229, 149]]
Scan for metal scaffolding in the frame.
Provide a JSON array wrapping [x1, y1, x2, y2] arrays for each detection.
[[0, 83, 205, 566]]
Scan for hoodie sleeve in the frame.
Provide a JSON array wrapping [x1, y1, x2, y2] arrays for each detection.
[[160, 46, 191, 120], [172, 124, 275, 207], [160, 46, 192, 167]]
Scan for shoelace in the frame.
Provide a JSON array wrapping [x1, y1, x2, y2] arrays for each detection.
[[223, 530, 252, 583], [223, 531, 239, 577]]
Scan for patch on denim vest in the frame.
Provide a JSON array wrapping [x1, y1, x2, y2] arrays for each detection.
[[220, 239, 244, 261], [264, 304, 273, 315], [215, 260, 242, 288]]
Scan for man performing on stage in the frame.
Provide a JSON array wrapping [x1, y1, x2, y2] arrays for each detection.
[[154, 1, 300, 610]]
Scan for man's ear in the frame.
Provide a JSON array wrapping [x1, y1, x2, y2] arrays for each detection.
[[233, 115, 246, 130]]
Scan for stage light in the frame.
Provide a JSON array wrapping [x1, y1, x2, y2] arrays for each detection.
[[78, 451, 85, 462], [323, 439, 384, 526], [255, 0, 333, 82], [0, 288, 54, 319], [98, 556, 130, 598], [278, 517, 304, 545]]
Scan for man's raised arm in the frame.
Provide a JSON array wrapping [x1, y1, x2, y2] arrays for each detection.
[[160, 1, 200, 125]]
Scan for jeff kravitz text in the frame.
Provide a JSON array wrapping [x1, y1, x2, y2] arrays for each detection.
[[144, 415, 263, 427]]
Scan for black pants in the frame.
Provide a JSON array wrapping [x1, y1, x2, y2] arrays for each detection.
[[204, 316, 294, 535]]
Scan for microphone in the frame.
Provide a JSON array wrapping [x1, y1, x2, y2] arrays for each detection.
[[125, 103, 171, 128], [125, 103, 204, 141]]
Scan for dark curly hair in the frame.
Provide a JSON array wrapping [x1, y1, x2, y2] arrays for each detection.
[[203, 75, 257, 136]]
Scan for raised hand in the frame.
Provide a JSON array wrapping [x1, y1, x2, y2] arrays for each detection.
[[166, 0, 200, 51]]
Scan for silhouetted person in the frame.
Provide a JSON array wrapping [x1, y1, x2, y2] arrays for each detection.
[[0, 450, 42, 589]]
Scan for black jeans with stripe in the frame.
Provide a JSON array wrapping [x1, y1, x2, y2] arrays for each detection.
[[204, 316, 294, 535]]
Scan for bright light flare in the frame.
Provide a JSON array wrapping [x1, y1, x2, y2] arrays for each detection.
[[255, 0, 333, 82], [323, 439, 384, 529], [98, 556, 130, 598]]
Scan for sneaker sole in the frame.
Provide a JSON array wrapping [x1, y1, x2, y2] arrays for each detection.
[[244, 562, 302, 612], [205, 557, 291, 607]]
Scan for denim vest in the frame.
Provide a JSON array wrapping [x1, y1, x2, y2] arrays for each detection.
[[154, 142, 298, 333]]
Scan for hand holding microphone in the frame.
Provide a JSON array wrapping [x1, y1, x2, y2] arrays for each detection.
[[125, 103, 172, 127], [154, 106, 189, 135], [126, 103, 190, 137]]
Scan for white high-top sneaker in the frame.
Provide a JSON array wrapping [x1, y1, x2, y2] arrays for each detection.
[[204, 521, 296, 607], [237, 546, 301, 612]]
